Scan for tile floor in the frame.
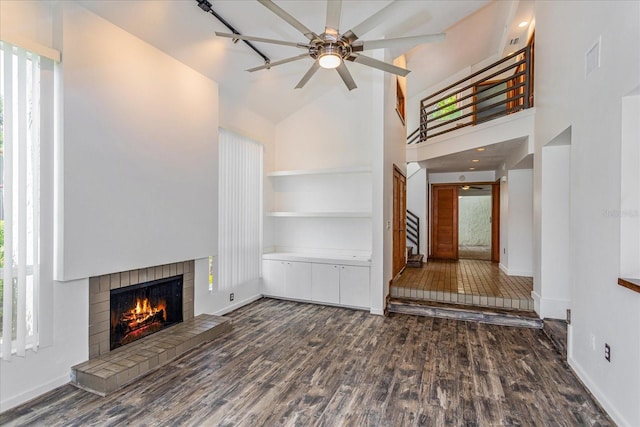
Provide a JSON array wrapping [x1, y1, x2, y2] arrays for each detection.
[[391, 259, 534, 311]]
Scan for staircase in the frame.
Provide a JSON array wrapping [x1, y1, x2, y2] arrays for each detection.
[[406, 246, 424, 268], [388, 298, 543, 329], [406, 209, 424, 267]]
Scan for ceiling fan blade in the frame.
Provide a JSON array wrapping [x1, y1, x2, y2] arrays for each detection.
[[325, 0, 342, 35], [295, 62, 320, 89], [342, 1, 405, 43], [349, 54, 411, 77], [355, 33, 446, 51], [336, 62, 357, 91], [257, 0, 320, 42], [246, 53, 309, 72], [215, 32, 310, 49]]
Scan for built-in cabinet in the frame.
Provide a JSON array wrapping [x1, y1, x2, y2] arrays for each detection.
[[262, 260, 311, 300], [264, 166, 372, 310], [263, 254, 370, 309]]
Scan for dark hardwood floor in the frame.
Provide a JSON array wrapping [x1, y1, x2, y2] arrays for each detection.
[[1, 298, 611, 426]]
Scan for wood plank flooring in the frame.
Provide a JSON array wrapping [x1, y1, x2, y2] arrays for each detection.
[[1, 298, 611, 426]]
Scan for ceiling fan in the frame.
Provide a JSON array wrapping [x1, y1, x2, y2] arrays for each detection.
[[215, 0, 445, 90]]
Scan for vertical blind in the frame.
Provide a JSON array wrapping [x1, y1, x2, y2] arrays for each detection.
[[218, 129, 263, 292], [0, 42, 41, 359]]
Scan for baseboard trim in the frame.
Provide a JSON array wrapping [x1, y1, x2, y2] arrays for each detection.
[[212, 294, 262, 316], [568, 356, 630, 427], [0, 373, 69, 412], [499, 263, 508, 274], [498, 263, 533, 277], [539, 296, 570, 320]]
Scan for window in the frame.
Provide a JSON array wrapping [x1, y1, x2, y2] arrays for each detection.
[[217, 129, 263, 292], [429, 93, 461, 121], [0, 42, 42, 359]]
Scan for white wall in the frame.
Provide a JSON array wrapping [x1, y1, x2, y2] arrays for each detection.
[[0, 1, 223, 410], [505, 169, 533, 277], [429, 170, 495, 184], [407, 109, 535, 163], [379, 50, 408, 314], [406, 167, 427, 255], [537, 141, 571, 319], [534, 2, 640, 424], [271, 74, 382, 311], [619, 93, 640, 278], [56, 3, 219, 281]]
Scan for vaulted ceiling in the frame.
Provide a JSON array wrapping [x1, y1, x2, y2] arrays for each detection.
[[78, 0, 527, 124]]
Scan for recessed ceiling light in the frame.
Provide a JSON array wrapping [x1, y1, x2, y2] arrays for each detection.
[[518, 21, 529, 28], [469, 167, 476, 171], [476, 147, 486, 152], [472, 159, 480, 163]]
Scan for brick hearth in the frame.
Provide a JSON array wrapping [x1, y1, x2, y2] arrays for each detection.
[[72, 314, 231, 395]]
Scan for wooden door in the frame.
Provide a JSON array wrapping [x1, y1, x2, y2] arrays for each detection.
[[431, 185, 458, 259], [491, 182, 501, 263], [393, 167, 407, 277]]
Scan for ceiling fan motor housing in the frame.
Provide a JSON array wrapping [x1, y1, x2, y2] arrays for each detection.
[[310, 34, 352, 63]]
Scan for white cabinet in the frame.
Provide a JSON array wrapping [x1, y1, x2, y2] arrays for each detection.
[[284, 261, 312, 301], [311, 263, 370, 308], [263, 254, 370, 309], [311, 264, 340, 304], [262, 260, 285, 297], [339, 265, 370, 309], [262, 260, 311, 301]]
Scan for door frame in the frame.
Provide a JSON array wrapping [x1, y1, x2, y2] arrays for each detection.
[[429, 181, 500, 261], [392, 165, 407, 278]]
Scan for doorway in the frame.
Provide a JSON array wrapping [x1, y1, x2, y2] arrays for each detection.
[[458, 184, 492, 260], [430, 182, 500, 262]]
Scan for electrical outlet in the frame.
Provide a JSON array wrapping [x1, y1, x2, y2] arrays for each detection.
[[229, 293, 235, 302], [605, 343, 611, 362]]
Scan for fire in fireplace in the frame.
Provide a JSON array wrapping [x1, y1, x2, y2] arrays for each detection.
[[110, 275, 183, 350]]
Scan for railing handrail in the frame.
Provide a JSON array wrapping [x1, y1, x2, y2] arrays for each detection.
[[406, 209, 420, 251], [407, 45, 532, 144], [420, 46, 528, 106]]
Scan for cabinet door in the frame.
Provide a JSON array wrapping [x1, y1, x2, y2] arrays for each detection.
[[339, 266, 370, 308], [311, 264, 340, 304], [262, 260, 285, 297], [284, 261, 312, 301]]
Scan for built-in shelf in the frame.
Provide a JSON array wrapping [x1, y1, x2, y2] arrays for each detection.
[[267, 166, 371, 177], [263, 252, 371, 267], [618, 278, 640, 294], [266, 211, 371, 218]]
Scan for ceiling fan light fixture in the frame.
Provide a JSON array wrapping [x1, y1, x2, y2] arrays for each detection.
[[319, 52, 342, 69], [318, 44, 343, 69]]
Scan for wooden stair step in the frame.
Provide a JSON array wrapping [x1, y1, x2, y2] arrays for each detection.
[[406, 253, 424, 267]]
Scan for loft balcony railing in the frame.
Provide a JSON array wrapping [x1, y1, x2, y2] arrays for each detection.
[[407, 45, 533, 144]]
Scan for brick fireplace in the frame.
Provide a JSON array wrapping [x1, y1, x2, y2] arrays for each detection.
[[88, 261, 194, 359], [76, 260, 230, 396]]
